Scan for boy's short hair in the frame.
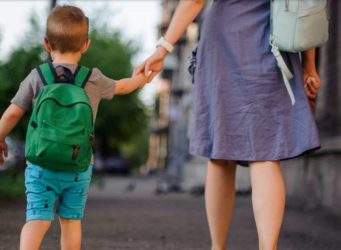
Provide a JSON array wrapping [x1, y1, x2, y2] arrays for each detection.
[[46, 5, 88, 53]]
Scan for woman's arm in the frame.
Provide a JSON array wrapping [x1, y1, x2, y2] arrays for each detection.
[[302, 49, 316, 70], [134, 0, 206, 81], [163, 0, 206, 46], [114, 74, 147, 95]]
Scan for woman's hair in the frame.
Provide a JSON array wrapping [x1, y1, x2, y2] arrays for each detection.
[[46, 5, 88, 53]]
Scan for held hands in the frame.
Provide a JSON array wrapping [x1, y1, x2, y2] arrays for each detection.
[[0, 141, 8, 165], [133, 47, 168, 82], [136, 73, 149, 88]]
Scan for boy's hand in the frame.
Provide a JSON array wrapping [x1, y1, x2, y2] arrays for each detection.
[[0, 141, 8, 165]]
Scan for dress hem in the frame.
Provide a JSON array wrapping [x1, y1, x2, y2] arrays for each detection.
[[189, 145, 321, 167]]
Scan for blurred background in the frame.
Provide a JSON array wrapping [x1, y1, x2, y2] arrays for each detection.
[[0, 1, 340, 250]]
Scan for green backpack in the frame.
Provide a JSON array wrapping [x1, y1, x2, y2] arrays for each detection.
[[25, 62, 94, 172]]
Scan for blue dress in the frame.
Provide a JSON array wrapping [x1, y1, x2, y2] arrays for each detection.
[[189, 0, 320, 163]]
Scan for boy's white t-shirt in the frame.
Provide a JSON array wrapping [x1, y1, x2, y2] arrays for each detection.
[[11, 63, 116, 122]]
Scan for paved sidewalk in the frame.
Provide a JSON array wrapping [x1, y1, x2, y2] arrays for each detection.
[[1, 173, 341, 250]]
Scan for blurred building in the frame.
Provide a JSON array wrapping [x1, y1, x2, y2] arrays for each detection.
[[145, 1, 207, 188], [283, 1, 341, 216]]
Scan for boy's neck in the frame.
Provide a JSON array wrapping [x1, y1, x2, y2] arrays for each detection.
[[50, 51, 81, 65]]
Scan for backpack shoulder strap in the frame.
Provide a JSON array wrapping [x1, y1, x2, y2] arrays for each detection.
[[74, 66, 92, 88], [36, 62, 56, 85]]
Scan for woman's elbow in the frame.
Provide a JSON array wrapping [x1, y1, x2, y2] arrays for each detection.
[[194, 0, 206, 5], [182, 0, 206, 6]]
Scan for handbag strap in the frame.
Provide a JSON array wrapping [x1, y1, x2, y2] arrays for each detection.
[[270, 41, 296, 105], [269, 0, 295, 105]]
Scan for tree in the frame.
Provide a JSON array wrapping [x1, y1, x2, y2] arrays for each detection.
[[81, 27, 149, 167]]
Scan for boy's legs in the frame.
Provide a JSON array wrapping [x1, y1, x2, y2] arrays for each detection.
[[57, 165, 92, 250], [20, 220, 51, 250], [23, 164, 57, 250], [59, 217, 82, 250]]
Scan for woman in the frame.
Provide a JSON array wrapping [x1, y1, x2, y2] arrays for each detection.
[[135, 0, 321, 249]]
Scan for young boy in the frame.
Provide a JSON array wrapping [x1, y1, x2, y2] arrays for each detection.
[[0, 5, 147, 250]]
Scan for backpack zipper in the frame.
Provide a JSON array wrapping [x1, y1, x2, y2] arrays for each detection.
[[35, 98, 94, 126]]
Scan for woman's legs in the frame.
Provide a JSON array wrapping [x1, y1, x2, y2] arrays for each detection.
[[205, 159, 237, 250], [250, 161, 286, 250]]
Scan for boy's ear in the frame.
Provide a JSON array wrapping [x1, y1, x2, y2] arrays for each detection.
[[43, 37, 52, 53], [81, 39, 91, 54]]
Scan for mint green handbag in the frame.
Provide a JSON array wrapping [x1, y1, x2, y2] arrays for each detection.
[[270, 0, 329, 105]]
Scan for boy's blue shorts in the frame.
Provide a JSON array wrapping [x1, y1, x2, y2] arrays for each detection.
[[25, 164, 92, 222]]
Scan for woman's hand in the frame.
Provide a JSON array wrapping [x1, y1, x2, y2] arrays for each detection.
[[302, 48, 320, 110], [0, 141, 8, 165], [303, 68, 321, 111], [133, 0, 205, 82], [133, 47, 168, 82], [303, 69, 321, 98]]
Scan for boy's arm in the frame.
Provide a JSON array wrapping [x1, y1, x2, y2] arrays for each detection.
[[114, 74, 147, 95], [0, 104, 26, 165]]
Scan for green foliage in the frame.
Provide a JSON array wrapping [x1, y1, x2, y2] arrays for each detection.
[[0, 46, 44, 137], [0, 170, 25, 199], [81, 28, 149, 165], [0, 19, 149, 170]]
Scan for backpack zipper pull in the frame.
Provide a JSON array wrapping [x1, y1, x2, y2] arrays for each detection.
[[72, 146, 81, 160], [90, 134, 96, 153]]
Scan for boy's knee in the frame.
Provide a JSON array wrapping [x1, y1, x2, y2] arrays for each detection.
[[59, 217, 81, 226], [25, 220, 52, 229], [21, 220, 51, 239]]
